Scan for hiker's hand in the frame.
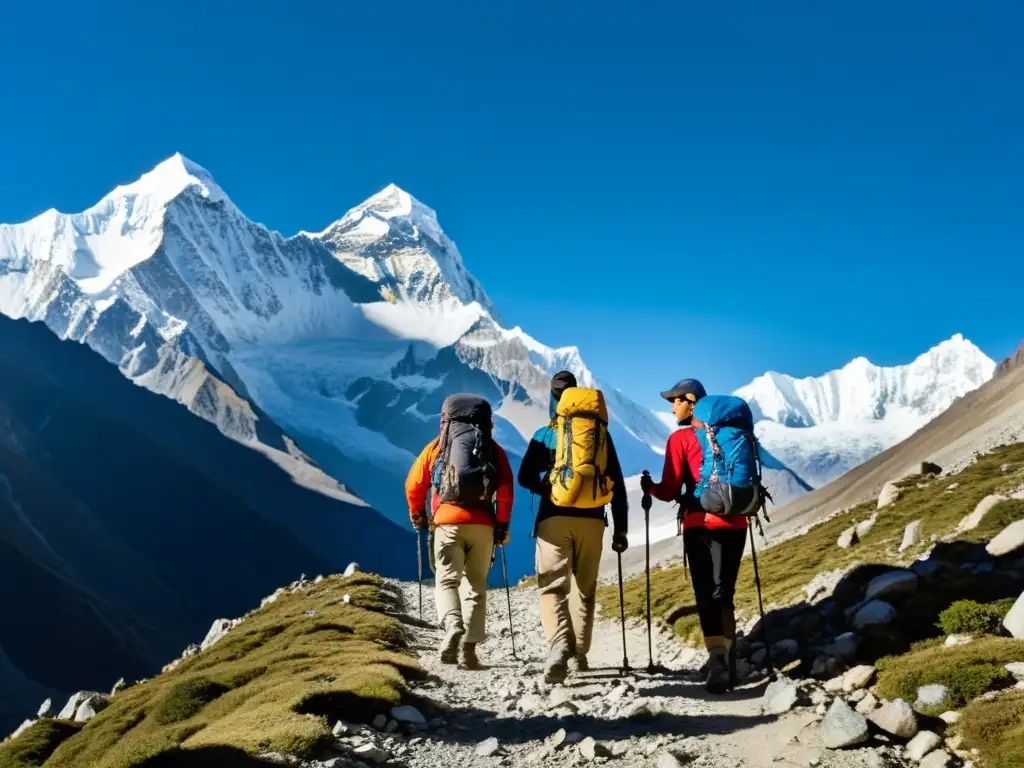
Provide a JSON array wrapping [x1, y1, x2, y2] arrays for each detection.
[[410, 511, 428, 530], [494, 524, 510, 547], [612, 531, 629, 553], [640, 473, 653, 494]]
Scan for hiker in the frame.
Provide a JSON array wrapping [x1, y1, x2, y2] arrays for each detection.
[[641, 379, 749, 693], [518, 371, 629, 683], [405, 394, 514, 669]]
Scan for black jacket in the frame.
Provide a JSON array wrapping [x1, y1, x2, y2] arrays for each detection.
[[517, 423, 628, 534]]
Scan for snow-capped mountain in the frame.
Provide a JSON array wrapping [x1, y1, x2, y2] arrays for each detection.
[[735, 336, 996, 489], [0, 154, 809, 576]]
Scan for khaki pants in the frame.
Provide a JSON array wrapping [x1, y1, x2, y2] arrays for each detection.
[[535, 516, 605, 655], [434, 524, 493, 644]]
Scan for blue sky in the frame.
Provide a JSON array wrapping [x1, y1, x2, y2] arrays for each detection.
[[1, 1, 1021, 409]]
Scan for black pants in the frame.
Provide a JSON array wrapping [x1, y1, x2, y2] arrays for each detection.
[[684, 527, 747, 639]]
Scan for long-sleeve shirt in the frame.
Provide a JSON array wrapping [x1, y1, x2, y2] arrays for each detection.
[[649, 427, 746, 531], [517, 425, 628, 534], [405, 438, 514, 527]]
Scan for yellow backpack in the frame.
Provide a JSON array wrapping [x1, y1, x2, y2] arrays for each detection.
[[548, 387, 614, 508]]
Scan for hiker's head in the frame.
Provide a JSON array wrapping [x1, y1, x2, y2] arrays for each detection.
[[549, 370, 577, 418], [660, 378, 706, 425]]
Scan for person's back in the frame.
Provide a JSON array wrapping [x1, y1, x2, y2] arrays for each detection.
[[406, 394, 513, 668], [517, 371, 629, 682]]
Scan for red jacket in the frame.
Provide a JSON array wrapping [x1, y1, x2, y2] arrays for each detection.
[[648, 427, 747, 531], [405, 438, 514, 527]]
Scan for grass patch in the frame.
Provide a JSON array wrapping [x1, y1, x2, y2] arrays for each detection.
[[598, 443, 1024, 644], [0, 721, 83, 768], [938, 599, 1015, 636], [875, 636, 1023, 713], [962, 690, 1024, 768], [3, 573, 418, 768]]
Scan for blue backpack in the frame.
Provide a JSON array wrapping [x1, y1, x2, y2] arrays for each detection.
[[693, 395, 772, 520]]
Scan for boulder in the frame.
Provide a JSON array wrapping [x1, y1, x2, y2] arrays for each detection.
[[57, 692, 98, 720], [853, 600, 898, 630], [332, 720, 351, 736], [372, 714, 388, 729], [878, 482, 901, 509], [37, 698, 53, 718], [849, 689, 868, 703], [870, 698, 918, 739], [856, 515, 879, 539], [578, 737, 609, 761], [865, 570, 918, 602], [343, 562, 360, 577], [762, 677, 799, 715], [390, 705, 426, 727], [74, 694, 109, 723], [811, 655, 838, 678], [842, 665, 877, 692], [838, 526, 859, 549], [1005, 662, 1024, 682], [751, 648, 768, 668], [1004, 592, 1024, 638], [906, 730, 942, 761], [10, 719, 35, 741], [959, 494, 1007, 531], [201, 618, 233, 650], [824, 676, 846, 693], [771, 638, 800, 665], [855, 692, 878, 715], [899, 520, 923, 552], [821, 698, 870, 749], [823, 632, 860, 662], [475, 737, 501, 757], [986, 520, 1024, 557], [916, 685, 950, 709], [919, 750, 952, 768], [920, 462, 942, 476]]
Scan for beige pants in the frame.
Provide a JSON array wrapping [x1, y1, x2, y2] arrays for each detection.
[[434, 524, 493, 644], [535, 516, 605, 655]]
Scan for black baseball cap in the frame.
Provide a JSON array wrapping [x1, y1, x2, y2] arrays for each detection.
[[660, 378, 707, 403], [551, 371, 577, 401]]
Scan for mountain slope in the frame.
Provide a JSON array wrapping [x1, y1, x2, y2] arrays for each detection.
[[736, 335, 995, 488]]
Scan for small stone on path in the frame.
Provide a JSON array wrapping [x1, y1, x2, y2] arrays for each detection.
[[475, 737, 501, 757], [906, 731, 942, 761], [821, 698, 870, 749]]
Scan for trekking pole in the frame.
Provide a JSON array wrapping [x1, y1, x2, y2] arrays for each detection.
[[748, 522, 775, 678], [499, 546, 518, 660], [416, 528, 424, 619], [616, 551, 629, 674], [642, 470, 655, 672]]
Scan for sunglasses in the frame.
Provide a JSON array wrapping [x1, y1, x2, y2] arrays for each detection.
[[674, 396, 696, 406]]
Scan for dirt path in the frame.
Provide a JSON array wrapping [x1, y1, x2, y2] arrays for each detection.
[[385, 580, 898, 768]]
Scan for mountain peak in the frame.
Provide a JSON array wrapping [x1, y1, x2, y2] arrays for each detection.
[[104, 153, 231, 209]]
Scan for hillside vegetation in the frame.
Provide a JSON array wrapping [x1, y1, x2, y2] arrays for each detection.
[[0, 573, 419, 768]]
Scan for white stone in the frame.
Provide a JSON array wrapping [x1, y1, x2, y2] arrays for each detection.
[[390, 705, 426, 727], [74, 695, 108, 723], [332, 720, 351, 736], [353, 744, 389, 764], [1005, 662, 1024, 682], [656, 751, 692, 768], [870, 698, 918, 739], [944, 634, 973, 647], [343, 562, 360, 577], [849, 689, 868, 703], [856, 514, 879, 539], [842, 665, 877, 692], [517, 693, 544, 713], [853, 600, 898, 630], [201, 618, 233, 650], [824, 676, 845, 693], [916, 684, 950, 709], [920, 749, 952, 768], [938, 711, 961, 725], [475, 737, 501, 757], [578, 736, 608, 761], [959, 494, 1007, 531], [343, 593, 351, 604], [838, 526, 859, 549], [821, 698, 870, 749], [37, 698, 53, 718], [987, 520, 1024, 557], [855, 692, 878, 715], [10, 719, 35, 741], [906, 731, 942, 761], [762, 677, 799, 715], [878, 482, 901, 509], [1004, 591, 1024, 638], [900, 520, 923, 552], [549, 687, 574, 708], [865, 570, 918, 601], [57, 692, 97, 720]]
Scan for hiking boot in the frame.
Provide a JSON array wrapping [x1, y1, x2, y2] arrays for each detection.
[[544, 642, 571, 684], [438, 624, 464, 664], [461, 642, 481, 670], [705, 648, 731, 694], [573, 653, 589, 673]]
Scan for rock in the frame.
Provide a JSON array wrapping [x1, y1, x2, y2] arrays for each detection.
[[855, 692, 878, 715], [824, 676, 845, 693], [579, 737, 609, 761], [751, 648, 768, 668], [823, 632, 860, 662], [959, 494, 1007, 531], [390, 705, 426, 727], [987, 520, 1024, 557], [343, 562, 360, 577], [57, 692, 98, 720], [879, 482, 901, 508], [842, 665, 877, 692], [201, 618, 233, 650], [916, 685, 950, 709], [920, 462, 942, 476], [564, 731, 585, 745], [944, 634, 973, 647], [352, 744, 389, 764], [656, 750, 692, 768], [37, 698, 53, 718], [920, 749, 952, 768], [771, 638, 800, 665], [811, 655, 838, 678], [372, 714, 388, 730], [74, 694, 108, 723], [837, 526, 859, 549], [762, 677, 799, 715], [821, 698, 870, 749], [939, 711, 961, 725], [332, 720, 351, 737], [10, 719, 35, 741], [475, 737, 501, 757], [865, 570, 918, 602], [870, 698, 918, 739], [907, 731, 942, 761], [900, 520, 923, 552], [384, 719, 399, 734], [853, 600, 898, 630], [550, 728, 568, 748], [549, 687, 574, 708], [517, 693, 544, 713], [810, 688, 829, 706], [1004, 662, 1024, 682], [110, 678, 126, 696], [857, 514, 879, 539], [816, 703, 828, 715], [342, 593, 351, 604], [1004, 592, 1024, 638], [849, 689, 868, 703]]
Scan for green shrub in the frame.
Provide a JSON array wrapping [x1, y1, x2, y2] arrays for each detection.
[[0, 721, 82, 768], [150, 678, 230, 726], [938, 599, 1009, 635], [962, 690, 1024, 768]]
